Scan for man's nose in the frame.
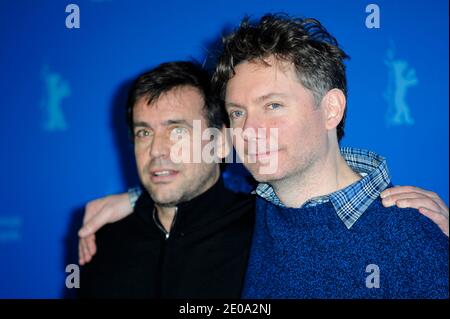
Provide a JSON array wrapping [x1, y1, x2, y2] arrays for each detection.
[[149, 133, 170, 159], [241, 112, 266, 143]]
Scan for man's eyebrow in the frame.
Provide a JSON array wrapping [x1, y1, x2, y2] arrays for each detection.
[[133, 119, 193, 129], [254, 93, 289, 103], [225, 93, 290, 109], [225, 101, 246, 109], [133, 121, 151, 128], [163, 119, 193, 128]]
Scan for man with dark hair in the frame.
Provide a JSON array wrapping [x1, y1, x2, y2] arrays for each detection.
[[79, 14, 448, 299], [212, 14, 448, 298], [79, 61, 255, 298]]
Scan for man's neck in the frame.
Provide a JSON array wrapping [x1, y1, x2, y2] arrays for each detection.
[[154, 168, 221, 232], [271, 147, 361, 208]]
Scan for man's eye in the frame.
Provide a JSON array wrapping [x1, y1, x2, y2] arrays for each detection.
[[171, 127, 188, 136], [267, 103, 282, 110], [135, 129, 150, 138], [229, 110, 244, 120]]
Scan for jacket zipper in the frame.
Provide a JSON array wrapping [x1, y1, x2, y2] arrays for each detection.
[[153, 207, 178, 240], [154, 206, 178, 298]]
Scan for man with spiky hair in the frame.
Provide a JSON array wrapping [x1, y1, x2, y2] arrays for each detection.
[[212, 14, 448, 298]]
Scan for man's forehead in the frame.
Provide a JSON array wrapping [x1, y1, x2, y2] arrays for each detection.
[[228, 58, 298, 89], [142, 86, 203, 106], [133, 87, 207, 123], [225, 61, 299, 103], [234, 56, 296, 76], [136, 86, 201, 109]]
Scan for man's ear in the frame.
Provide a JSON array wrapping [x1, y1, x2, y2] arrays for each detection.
[[321, 89, 346, 131], [216, 125, 232, 160]]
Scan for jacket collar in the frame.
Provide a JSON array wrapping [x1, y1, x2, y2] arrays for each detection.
[[135, 176, 248, 234]]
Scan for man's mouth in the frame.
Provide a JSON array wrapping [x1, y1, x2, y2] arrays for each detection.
[[247, 150, 279, 162], [149, 169, 179, 182], [152, 170, 174, 176]]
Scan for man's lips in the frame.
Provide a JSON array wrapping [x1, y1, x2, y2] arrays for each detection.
[[148, 169, 179, 182], [247, 150, 279, 162]]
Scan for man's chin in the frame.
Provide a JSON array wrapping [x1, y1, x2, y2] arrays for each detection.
[[151, 194, 181, 207], [245, 164, 283, 183], [143, 184, 180, 206], [252, 174, 278, 183]]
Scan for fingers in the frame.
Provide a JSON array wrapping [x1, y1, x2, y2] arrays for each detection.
[[430, 196, 449, 217], [397, 197, 441, 212], [418, 207, 449, 237], [381, 186, 448, 215], [78, 196, 112, 265], [381, 193, 414, 207], [381, 192, 449, 238], [78, 224, 92, 238], [381, 192, 441, 211], [78, 242, 85, 265], [381, 186, 434, 198], [79, 199, 104, 239], [86, 234, 97, 258], [79, 238, 89, 265], [79, 235, 95, 265], [78, 193, 132, 266], [78, 208, 111, 238], [381, 192, 442, 212]]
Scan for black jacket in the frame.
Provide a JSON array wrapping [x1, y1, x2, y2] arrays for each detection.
[[79, 178, 255, 298]]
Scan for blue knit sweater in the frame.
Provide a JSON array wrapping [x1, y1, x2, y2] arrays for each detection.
[[242, 197, 449, 299]]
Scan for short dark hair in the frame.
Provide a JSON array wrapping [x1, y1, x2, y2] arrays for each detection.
[[127, 61, 228, 137], [212, 13, 350, 141]]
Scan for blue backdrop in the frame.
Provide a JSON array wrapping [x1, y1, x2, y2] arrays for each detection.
[[0, 0, 448, 298]]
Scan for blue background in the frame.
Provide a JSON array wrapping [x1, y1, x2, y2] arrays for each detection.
[[0, 0, 448, 298]]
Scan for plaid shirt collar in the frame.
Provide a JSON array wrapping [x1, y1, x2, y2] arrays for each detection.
[[255, 147, 391, 229]]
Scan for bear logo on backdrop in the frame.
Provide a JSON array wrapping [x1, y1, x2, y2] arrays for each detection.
[[384, 41, 418, 126], [41, 65, 71, 132]]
